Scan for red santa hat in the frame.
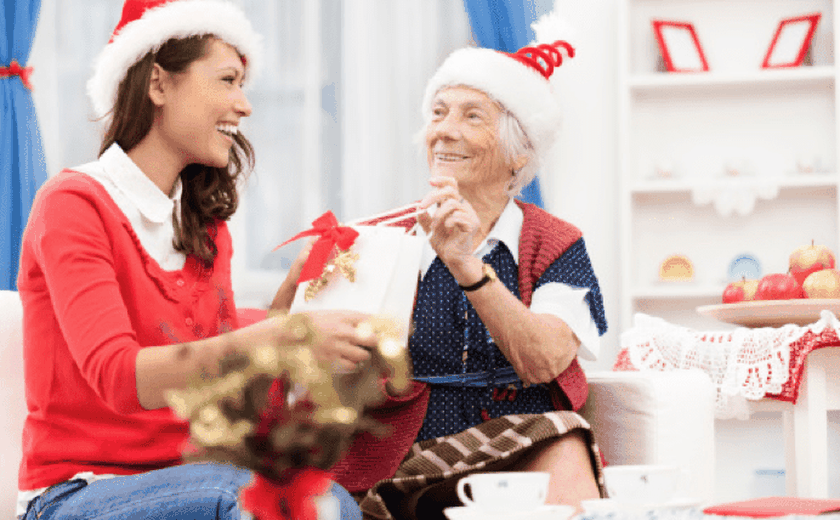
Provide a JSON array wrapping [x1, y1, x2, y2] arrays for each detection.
[[422, 11, 575, 160], [87, 0, 263, 120]]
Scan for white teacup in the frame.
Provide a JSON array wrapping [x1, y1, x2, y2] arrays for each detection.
[[456, 472, 550, 511], [603, 464, 683, 504]]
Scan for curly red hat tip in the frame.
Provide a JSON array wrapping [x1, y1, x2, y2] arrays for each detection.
[[509, 40, 575, 80]]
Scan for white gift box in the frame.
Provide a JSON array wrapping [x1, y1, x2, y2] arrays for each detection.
[[290, 225, 423, 343]]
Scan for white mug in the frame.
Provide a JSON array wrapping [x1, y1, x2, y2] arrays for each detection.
[[603, 464, 686, 504], [456, 472, 550, 511]]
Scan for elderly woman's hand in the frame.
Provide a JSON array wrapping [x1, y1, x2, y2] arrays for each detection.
[[417, 176, 481, 270]]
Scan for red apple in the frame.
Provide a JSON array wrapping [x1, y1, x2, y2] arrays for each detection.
[[722, 278, 759, 303], [789, 241, 836, 286], [802, 269, 840, 299], [722, 284, 744, 304], [755, 273, 804, 300]]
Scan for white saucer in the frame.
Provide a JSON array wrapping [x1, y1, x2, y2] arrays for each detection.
[[581, 497, 702, 513], [444, 504, 576, 520]]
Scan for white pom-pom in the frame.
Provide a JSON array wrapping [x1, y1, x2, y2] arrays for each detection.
[[531, 1, 577, 45]]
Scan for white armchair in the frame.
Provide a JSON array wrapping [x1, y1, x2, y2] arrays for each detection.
[[0, 290, 717, 518]]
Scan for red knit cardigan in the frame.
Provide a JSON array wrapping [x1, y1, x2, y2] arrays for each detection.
[[330, 200, 588, 492], [17, 170, 238, 490]]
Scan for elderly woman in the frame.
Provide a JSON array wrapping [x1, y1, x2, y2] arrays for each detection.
[[277, 38, 607, 520]]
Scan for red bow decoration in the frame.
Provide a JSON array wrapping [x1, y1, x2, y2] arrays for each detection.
[[240, 470, 333, 520], [0, 60, 34, 90], [508, 40, 575, 80], [275, 211, 359, 284]]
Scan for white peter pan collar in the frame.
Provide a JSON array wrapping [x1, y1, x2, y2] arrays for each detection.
[[72, 143, 186, 271], [98, 143, 182, 224]]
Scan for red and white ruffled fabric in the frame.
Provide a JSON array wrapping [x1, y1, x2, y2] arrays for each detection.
[[614, 311, 840, 419]]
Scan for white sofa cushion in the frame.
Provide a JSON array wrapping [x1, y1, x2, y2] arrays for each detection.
[[580, 370, 716, 504], [0, 290, 25, 518]]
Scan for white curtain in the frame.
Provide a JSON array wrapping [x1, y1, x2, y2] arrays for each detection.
[[29, 0, 471, 308], [30, 0, 123, 177], [341, 1, 472, 220]]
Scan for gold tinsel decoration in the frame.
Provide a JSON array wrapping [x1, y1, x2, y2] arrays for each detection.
[[304, 249, 359, 302], [164, 313, 412, 481]]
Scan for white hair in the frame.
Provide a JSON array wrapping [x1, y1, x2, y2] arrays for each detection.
[[418, 88, 539, 197], [497, 110, 537, 196]]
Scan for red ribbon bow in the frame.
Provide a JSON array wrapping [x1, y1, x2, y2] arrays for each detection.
[[275, 211, 359, 284], [240, 470, 333, 520], [0, 60, 34, 90]]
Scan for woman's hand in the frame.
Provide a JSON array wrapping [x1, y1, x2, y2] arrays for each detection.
[[269, 238, 315, 314], [256, 311, 377, 372], [265, 238, 376, 371], [297, 310, 377, 372], [417, 176, 480, 271], [136, 309, 376, 410], [236, 310, 376, 371]]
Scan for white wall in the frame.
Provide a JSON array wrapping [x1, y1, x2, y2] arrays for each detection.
[[716, 411, 840, 501], [536, 0, 621, 371]]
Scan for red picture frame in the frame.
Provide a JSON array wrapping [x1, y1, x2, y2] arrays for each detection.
[[762, 13, 821, 69], [652, 20, 709, 73]]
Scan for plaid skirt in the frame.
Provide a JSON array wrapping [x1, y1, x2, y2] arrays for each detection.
[[355, 411, 606, 520]]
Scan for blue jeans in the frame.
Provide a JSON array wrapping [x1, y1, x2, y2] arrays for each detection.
[[21, 463, 362, 520]]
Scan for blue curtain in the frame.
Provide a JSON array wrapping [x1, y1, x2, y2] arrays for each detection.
[[462, 0, 544, 208], [1, 0, 47, 290]]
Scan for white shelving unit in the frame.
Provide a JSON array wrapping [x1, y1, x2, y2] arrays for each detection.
[[618, 0, 840, 332]]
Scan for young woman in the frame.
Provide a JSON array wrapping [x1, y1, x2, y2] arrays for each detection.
[[16, 1, 368, 518]]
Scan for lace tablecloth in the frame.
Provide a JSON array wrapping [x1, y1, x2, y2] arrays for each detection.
[[614, 310, 840, 419]]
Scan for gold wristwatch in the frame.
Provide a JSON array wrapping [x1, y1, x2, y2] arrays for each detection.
[[459, 263, 497, 292]]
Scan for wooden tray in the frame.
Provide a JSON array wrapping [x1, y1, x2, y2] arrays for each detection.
[[696, 299, 840, 327]]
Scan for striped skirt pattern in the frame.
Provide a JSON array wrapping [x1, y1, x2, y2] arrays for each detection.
[[357, 411, 606, 520]]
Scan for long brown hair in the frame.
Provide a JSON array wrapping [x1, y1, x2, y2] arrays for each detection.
[[100, 35, 254, 266]]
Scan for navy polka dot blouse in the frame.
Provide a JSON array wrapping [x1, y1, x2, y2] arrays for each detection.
[[409, 238, 605, 442]]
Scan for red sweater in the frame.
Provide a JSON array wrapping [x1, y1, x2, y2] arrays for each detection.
[[16, 170, 238, 490]]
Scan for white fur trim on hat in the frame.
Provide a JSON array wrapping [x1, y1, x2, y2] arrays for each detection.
[[87, 0, 263, 120], [421, 47, 562, 160]]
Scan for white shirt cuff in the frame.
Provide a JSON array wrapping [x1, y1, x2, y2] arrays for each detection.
[[529, 282, 601, 361]]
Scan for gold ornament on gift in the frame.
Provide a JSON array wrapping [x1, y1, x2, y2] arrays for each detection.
[[304, 248, 359, 302]]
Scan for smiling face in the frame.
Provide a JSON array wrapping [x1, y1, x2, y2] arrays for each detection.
[[154, 38, 252, 169], [425, 86, 513, 191]]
